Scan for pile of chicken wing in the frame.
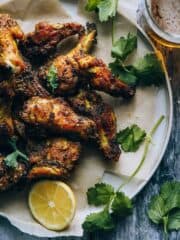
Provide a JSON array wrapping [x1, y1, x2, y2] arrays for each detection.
[[0, 14, 135, 192]]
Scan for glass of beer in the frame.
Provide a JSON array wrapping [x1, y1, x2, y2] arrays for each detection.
[[140, 0, 180, 48]]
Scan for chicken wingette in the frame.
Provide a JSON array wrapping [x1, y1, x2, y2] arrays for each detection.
[[68, 90, 120, 161], [19, 22, 85, 63], [0, 14, 25, 76], [27, 138, 81, 179], [39, 24, 135, 98], [19, 97, 97, 140]]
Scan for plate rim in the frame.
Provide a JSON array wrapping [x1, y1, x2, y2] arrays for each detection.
[[0, 7, 173, 239]]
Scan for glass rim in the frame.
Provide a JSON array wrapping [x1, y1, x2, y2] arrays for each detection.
[[143, 0, 180, 44]]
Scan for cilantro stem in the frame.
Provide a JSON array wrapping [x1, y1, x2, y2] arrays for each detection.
[[112, 17, 116, 45], [117, 115, 165, 192]]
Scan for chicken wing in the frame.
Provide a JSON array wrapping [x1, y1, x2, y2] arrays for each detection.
[[0, 153, 27, 191], [68, 90, 120, 161], [39, 24, 135, 98], [27, 138, 81, 179], [19, 97, 97, 140], [0, 14, 25, 76], [19, 22, 85, 63]]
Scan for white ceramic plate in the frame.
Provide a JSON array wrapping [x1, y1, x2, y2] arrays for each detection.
[[0, 0, 173, 237]]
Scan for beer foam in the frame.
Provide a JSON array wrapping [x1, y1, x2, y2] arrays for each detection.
[[151, 0, 180, 35]]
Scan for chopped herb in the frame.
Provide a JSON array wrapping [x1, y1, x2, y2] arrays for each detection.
[[116, 124, 146, 152], [47, 65, 58, 92], [4, 137, 28, 168], [148, 181, 180, 235]]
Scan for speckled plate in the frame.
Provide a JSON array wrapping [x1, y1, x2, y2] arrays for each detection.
[[0, 0, 173, 237]]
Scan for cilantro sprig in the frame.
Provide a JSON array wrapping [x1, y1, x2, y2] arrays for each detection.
[[85, 0, 118, 22], [47, 65, 58, 92], [109, 33, 165, 86], [116, 124, 146, 152], [4, 137, 28, 168], [148, 181, 180, 237], [83, 183, 133, 232], [83, 116, 165, 232]]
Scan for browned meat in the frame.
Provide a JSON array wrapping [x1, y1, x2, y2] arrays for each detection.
[[0, 14, 25, 75], [19, 97, 97, 140], [0, 153, 27, 191], [27, 138, 81, 179], [68, 90, 120, 161], [38, 25, 135, 98], [19, 22, 85, 63]]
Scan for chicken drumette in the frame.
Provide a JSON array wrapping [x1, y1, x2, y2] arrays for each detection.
[[27, 138, 81, 179], [19, 96, 97, 140], [19, 22, 85, 63], [38, 24, 135, 98], [0, 14, 25, 76], [68, 90, 120, 161]]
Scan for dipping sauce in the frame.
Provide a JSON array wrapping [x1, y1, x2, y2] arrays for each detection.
[[151, 0, 180, 35]]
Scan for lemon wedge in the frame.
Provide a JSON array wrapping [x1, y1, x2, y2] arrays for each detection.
[[29, 180, 76, 230]]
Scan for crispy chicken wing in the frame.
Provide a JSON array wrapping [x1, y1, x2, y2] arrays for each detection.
[[19, 97, 97, 140], [0, 153, 27, 191], [27, 138, 81, 179], [68, 90, 120, 161], [19, 22, 85, 63], [39, 24, 135, 98], [0, 14, 25, 76]]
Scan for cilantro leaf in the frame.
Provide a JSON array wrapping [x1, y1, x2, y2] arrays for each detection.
[[148, 181, 180, 234], [47, 65, 58, 92], [82, 207, 115, 232], [116, 124, 146, 152], [111, 192, 133, 217], [148, 195, 166, 224], [133, 53, 165, 86], [168, 210, 180, 230], [111, 33, 137, 60], [98, 0, 118, 22], [109, 61, 137, 85], [87, 183, 114, 206], [4, 137, 28, 168], [85, 0, 101, 11]]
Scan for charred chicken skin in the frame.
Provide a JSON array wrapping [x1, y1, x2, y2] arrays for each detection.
[[68, 90, 120, 161], [0, 153, 27, 192], [19, 97, 97, 140], [27, 138, 81, 179], [39, 24, 135, 98], [0, 14, 25, 75], [19, 22, 85, 63]]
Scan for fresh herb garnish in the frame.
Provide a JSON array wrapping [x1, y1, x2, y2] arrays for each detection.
[[148, 181, 180, 236], [109, 32, 165, 86], [85, 0, 118, 22], [111, 33, 137, 61], [116, 124, 146, 152], [83, 116, 165, 232], [47, 65, 58, 92], [4, 137, 28, 168], [83, 183, 133, 232]]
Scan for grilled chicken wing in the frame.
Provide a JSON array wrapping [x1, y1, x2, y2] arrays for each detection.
[[19, 22, 85, 63], [0, 14, 25, 76], [27, 138, 81, 179], [68, 90, 120, 161], [0, 153, 27, 191], [19, 97, 97, 140], [39, 24, 135, 98]]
